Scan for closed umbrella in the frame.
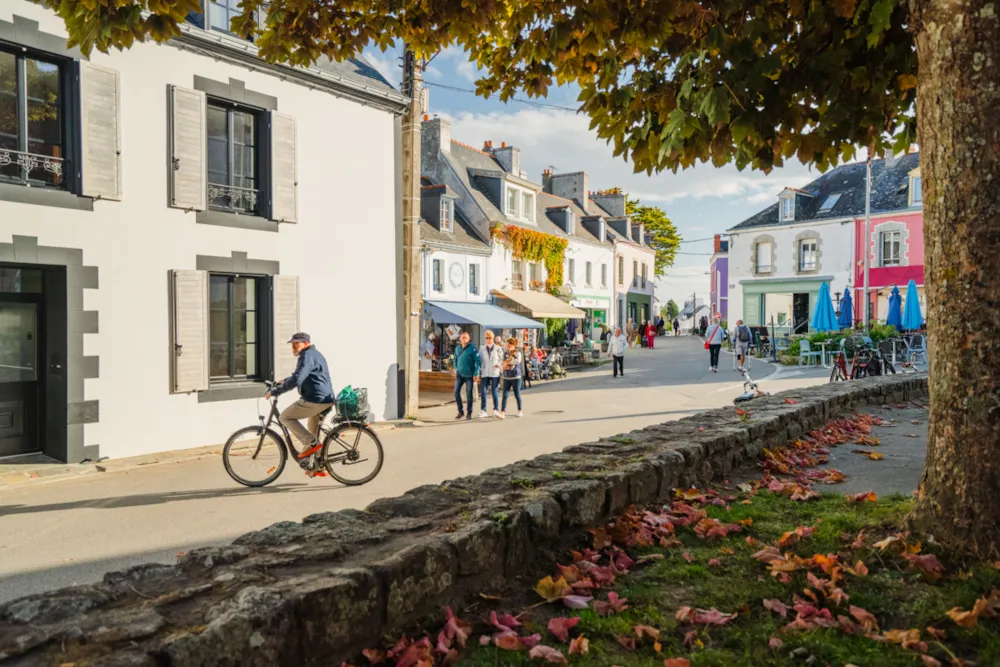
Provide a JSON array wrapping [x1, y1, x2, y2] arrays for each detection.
[[886, 285, 903, 330], [837, 288, 853, 329], [902, 279, 924, 331], [566, 318, 578, 341], [810, 282, 838, 332]]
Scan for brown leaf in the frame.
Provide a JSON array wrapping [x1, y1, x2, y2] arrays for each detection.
[[919, 655, 942, 667], [634, 625, 661, 641], [663, 659, 691, 667], [849, 605, 880, 633], [568, 636, 589, 655], [763, 598, 788, 618], [528, 645, 568, 664], [682, 551, 696, 563], [535, 576, 572, 602]]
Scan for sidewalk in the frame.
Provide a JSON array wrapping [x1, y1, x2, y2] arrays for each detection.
[[0, 419, 412, 489]]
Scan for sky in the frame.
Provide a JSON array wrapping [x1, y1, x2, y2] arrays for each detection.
[[364, 46, 821, 309]]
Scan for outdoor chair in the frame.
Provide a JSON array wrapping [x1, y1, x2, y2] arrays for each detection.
[[798, 339, 822, 366], [775, 337, 791, 356], [906, 335, 929, 367]]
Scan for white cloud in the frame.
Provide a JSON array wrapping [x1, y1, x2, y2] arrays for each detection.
[[363, 49, 400, 88]]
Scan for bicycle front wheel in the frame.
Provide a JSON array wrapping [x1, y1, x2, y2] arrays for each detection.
[[322, 423, 385, 486], [830, 364, 846, 383], [223, 426, 287, 487]]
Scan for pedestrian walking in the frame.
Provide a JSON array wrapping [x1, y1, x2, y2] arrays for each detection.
[[478, 330, 503, 418], [673, 318, 680, 336], [608, 326, 628, 377], [499, 337, 523, 419], [645, 320, 656, 349], [705, 317, 725, 373], [626, 319, 635, 348], [452, 331, 480, 420], [699, 315, 709, 337], [733, 319, 753, 371]]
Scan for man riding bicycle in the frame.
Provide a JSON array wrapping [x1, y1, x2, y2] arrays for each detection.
[[265, 332, 334, 474]]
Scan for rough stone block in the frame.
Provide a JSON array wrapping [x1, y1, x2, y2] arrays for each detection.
[[281, 568, 382, 659], [524, 495, 562, 542], [554, 479, 608, 527], [372, 539, 457, 627], [624, 462, 659, 506], [446, 520, 504, 577]]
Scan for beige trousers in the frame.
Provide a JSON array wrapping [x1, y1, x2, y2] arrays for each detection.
[[279, 399, 332, 450]]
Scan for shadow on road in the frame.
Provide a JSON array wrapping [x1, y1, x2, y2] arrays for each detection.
[[0, 482, 336, 517]]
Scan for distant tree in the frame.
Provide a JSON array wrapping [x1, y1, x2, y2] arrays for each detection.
[[624, 197, 681, 276], [665, 299, 680, 321]]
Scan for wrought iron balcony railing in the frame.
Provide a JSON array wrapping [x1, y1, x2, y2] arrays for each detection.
[[0, 148, 66, 187], [208, 182, 259, 214]]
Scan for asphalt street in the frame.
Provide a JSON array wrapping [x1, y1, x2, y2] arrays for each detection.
[[0, 336, 829, 603]]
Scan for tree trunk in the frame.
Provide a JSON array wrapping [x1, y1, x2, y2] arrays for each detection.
[[908, 0, 1000, 557]]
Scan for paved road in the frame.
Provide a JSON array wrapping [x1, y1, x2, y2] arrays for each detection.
[[0, 337, 827, 603]]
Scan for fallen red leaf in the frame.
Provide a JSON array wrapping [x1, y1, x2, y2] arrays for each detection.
[[528, 644, 568, 664], [594, 591, 628, 616], [849, 605, 880, 633], [490, 611, 521, 633], [547, 617, 580, 643], [663, 659, 691, 667], [568, 636, 589, 655], [768, 636, 784, 649], [847, 490, 878, 503], [634, 625, 661, 641], [904, 553, 944, 582], [763, 599, 788, 618], [784, 398, 799, 404], [682, 551, 696, 563]]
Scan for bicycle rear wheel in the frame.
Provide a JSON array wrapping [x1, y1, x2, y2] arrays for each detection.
[[830, 364, 846, 383], [321, 423, 384, 486], [223, 426, 287, 487]]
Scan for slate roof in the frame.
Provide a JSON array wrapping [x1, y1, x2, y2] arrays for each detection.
[[730, 153, 921, 231], [312, 56, 400, 98], [444, 143, 613, 248], [420, 208, 491, 251]]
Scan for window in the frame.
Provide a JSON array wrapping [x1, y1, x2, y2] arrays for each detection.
[[755, 242, 773, 273], [780, 196, 795, 221], [566, 211, 575, 234], [187, 0, 267, 38], [521, 191, 535, 223], [433, 259, 444, 291], [632, 260, 638, 287], [511, 259, 523, 289], [567, 258, 576, 285], [207, 100, 260, 214], [880, 231, 901, 266], [585, 261, 593, 286], [799, 240, 818, 271], [0, 49, 67, 189], [618, 256, 624, 285], [911, 176, 922, 205], [469, 264, 479, 295], [209, 274, 261, 381], [601, 263, 608, 287], [506, 186, 518, 218], [641, 263, 647, 288], [818, 193, 841, 213], [529, 263, 541, 289], [440, 198, 453, 232]]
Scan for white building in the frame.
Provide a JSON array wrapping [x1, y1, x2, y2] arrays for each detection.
[[0, 2, 407, 462], [727, 188, 855, 335]]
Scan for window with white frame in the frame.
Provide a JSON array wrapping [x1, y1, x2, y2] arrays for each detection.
[[186, 0, 267, 38], [755, 241, 773, 273], [469, 264, 479, 295], [433, 259, 444, 291], [880, 231, 901, 266], [529, 263, 541, 289], [618, 257, 624, 285], [910, 175, 922, 206], [799, 240, 818, 271], [505, 183, 535, 223], [585, 261, 593, 286], [439, 198, 453, 232], [641, 263, 647, 288], [511, 259, 523, 289], [566, 211, 576, 234], [601, 263, 608, 287], [632, 260, 638, 287], [780, 196, 795, 222], [566, 258, 575, 285]]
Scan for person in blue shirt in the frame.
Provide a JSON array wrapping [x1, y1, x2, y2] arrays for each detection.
[[266, 332, 334, 463]]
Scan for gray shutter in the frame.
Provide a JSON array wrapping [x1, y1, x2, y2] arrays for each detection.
[[745, 294, 761, 326], [169, 86, 207, 211], [79, 62, 122, 200], [272, 275, 300, 381], [171, 270, 209, 393], [270, 111, 298, 222]]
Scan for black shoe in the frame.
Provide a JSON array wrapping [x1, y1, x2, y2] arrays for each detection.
[[456, 412, 464, 420]]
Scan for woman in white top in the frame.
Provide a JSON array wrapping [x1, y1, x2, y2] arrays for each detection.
[[705, 317, 726, 373]]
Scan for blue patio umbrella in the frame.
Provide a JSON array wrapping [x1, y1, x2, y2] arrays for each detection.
[[886, 285, 903, 330], [810, 282, 839, 332], [837, 288, 854, 329], [566, 318, 578, 340], [902, 279, 924, 330]]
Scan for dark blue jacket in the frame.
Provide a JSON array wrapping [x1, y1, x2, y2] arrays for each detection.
[[273, 346, 334, 404]]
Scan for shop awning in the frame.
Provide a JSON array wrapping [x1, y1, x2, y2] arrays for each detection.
[[424, 300, 544, 329], [492, 289, 586, 319]]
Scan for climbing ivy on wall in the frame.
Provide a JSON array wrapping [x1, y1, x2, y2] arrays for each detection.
[[491, 224, 569, 294]]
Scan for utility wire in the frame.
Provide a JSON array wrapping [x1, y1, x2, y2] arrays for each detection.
[[423, 80, 580, 112]]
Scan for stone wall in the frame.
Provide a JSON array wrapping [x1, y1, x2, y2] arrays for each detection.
[[0, 374, 928, 666]]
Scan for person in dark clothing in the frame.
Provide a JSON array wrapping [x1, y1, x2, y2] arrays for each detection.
[[673, 318, 680, 336], [452, 331, 481, 420], [267, 332, 335, 476]]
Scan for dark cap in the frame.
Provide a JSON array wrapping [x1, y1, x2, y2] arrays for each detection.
[[287, 332, 311, 344]]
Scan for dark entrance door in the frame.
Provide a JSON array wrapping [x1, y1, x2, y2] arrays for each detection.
[[792, 292, 810, 334], [0, 268, 44, 457]]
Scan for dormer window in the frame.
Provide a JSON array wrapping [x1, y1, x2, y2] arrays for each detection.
[[818, 193, 841, 214], [780, 195, 795, 222], [566, 211, 575, 234], [909, 169, 922, 206], [505, 183, 535, 223], [440, 198, 453, 233]]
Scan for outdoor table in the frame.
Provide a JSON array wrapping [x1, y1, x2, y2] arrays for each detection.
[[818, 341, 832, 368]]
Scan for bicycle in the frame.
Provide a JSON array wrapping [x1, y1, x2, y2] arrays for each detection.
[[222, 381, 385, 488], [734, 368, 769, 404]]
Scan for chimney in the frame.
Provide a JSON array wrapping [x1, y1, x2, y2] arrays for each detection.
[[542, 169, 553, 191], [589, 190, 626, 217], [546, 172, 590, 212], [493, 145, 520, 174], [422, 116, 451, 154], [713, 234, 722, 253]]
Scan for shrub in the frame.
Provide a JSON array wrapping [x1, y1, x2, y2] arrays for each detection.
[[868, 322, 899, 343]]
